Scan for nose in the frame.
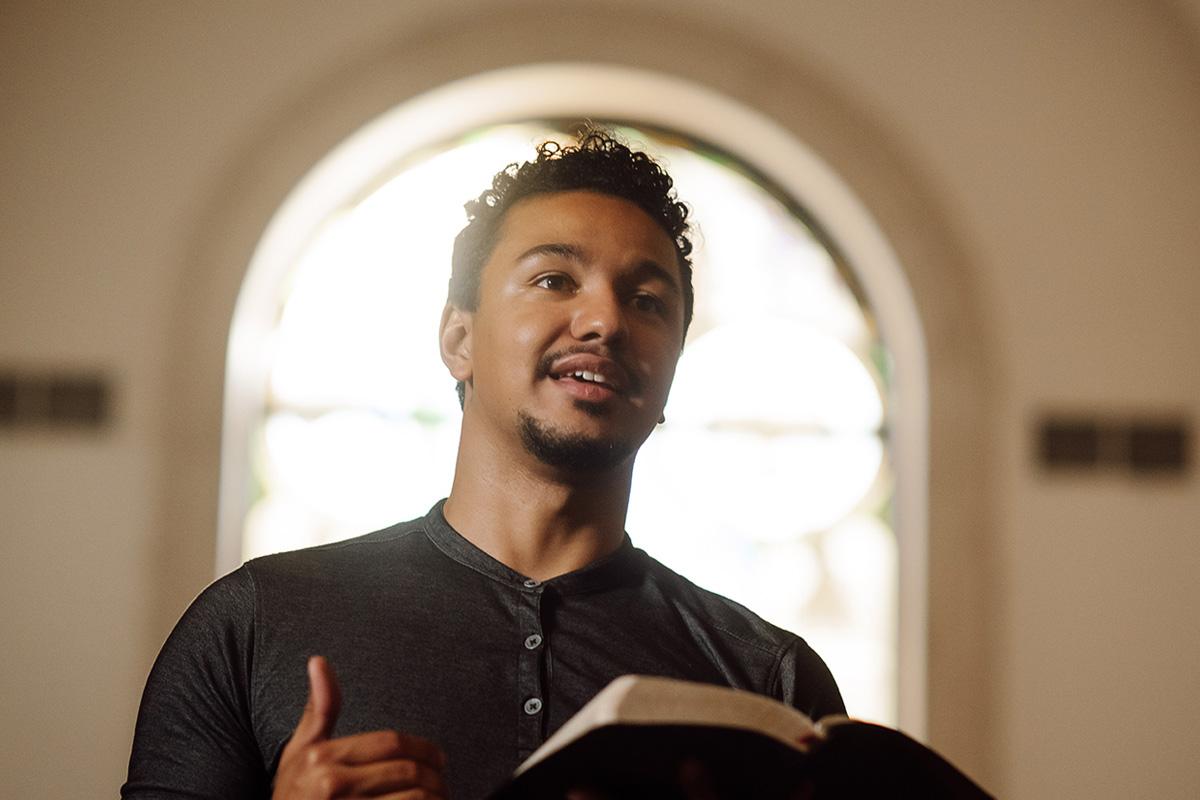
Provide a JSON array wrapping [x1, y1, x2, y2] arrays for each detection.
[[569, 287, 627, 343]]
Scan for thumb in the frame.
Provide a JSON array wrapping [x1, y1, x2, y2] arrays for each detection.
[[292, 655, 342, 746]]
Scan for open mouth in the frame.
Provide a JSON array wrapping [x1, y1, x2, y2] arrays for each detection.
[[551, 369, 621, 402], [543, 352, 633, 400], [560, 369, 611, 387]]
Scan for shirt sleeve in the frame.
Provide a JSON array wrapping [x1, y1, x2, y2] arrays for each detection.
[[122, 567, 269, 799], [774, 635, 847, 722]]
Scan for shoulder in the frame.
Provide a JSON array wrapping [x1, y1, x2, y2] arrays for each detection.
[[160, 566, 258, 658], [158, 510, 426, 668], [233, 513, 444, 630], [634, 549, 845, 718], [634, 548, 795, 654], [243, 514, 429, 585]]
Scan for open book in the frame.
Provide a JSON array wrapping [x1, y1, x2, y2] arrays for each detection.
[[488, 675, 992, 799]]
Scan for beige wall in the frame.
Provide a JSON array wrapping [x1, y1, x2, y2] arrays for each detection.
[[2, 2, 1198, 797]]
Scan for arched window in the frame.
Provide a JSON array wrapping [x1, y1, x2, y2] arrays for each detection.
[[220, 66, 927, 731]]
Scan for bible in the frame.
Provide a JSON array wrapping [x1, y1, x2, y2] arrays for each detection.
[[488, 675, 993, 799]]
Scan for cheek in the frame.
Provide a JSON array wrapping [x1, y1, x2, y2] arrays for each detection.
[[654, 361, 680, 404], [636, 337, 682, 400], [510, 316, 546, 353], [483, 306, 561, 377]]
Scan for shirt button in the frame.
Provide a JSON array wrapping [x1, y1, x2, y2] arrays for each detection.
[[524, 634, 543, 650], [523, 579, 541, 589], [524, 697, 543, 715]]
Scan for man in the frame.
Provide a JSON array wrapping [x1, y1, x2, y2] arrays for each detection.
[[123, 130, 844, 799]]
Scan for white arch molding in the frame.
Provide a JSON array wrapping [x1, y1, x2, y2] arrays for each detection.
[[219, 63, 930, 738]]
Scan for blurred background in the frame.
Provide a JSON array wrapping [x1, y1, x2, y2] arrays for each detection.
[[2, 2, 1198, 797]]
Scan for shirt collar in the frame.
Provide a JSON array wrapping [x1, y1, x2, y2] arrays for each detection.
[[420, 499, 643, 595]]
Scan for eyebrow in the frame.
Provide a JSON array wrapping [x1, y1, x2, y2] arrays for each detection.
[[631, 260, 682, 295], [517, 242, 681, 295], [516, 242, 585, 263]]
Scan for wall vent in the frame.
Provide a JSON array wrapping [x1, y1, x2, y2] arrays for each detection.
[[1038, 414, 1190, 475], [0, 369, 113, 430]]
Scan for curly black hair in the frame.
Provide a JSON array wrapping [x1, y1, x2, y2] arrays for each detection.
[[448, 128, 695, 330]]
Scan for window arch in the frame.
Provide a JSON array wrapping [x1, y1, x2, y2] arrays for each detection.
[[220, 64, 928, 733]]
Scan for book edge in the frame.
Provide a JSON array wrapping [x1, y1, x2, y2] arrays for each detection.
[[514, 675, 822, 776]]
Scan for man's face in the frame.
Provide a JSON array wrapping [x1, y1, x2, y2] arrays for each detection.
[[447, 190, 686, 473]]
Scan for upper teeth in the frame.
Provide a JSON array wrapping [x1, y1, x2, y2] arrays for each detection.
[[572, 370, 607, 385]]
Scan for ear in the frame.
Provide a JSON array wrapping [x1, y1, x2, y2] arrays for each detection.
[[439, 303, 474, 383]]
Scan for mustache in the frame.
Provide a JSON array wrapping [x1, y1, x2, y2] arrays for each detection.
[[536, 345, 641, 394]]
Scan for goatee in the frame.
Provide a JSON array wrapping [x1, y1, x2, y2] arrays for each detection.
[[518, 410, 634, 473]]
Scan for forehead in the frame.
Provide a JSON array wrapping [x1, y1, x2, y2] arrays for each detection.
[[487, 190, 680, 269]]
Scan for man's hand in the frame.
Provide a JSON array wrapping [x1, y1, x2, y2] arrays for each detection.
[[272, 656, 448, 799]]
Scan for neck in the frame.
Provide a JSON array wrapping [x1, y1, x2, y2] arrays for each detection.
[[443, 414, 635, 582]]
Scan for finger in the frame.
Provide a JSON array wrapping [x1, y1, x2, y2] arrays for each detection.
[[372, 790, 446, 800], [319, 730, 446, 769], [290, 655, 343, 749], [339, 758, 448, 796]]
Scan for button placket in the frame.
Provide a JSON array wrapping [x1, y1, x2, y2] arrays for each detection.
[[515, 580, 546, 758]]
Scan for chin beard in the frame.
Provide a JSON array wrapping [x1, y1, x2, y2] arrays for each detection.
[[518, 410, 635, 473]]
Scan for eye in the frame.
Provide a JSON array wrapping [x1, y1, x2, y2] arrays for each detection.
[[631, 292, 666, 315], [533, 273, 573, 292]]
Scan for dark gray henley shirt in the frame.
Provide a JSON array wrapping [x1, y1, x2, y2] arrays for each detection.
[[123, 501, 844, 799]]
